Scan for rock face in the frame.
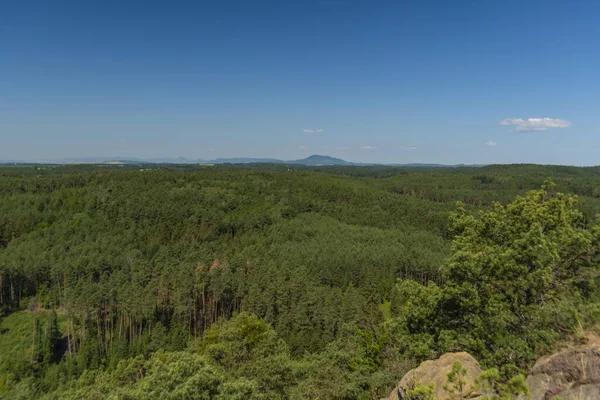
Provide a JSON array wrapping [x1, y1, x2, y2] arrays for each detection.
[[526, 340, 600, 400], [387, 352, 483, 399]]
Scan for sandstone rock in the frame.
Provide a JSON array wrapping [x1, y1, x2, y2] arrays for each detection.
[[387, 352, 483, 399], [526, 339, 600, 400]]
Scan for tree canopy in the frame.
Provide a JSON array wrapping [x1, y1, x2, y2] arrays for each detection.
[[0, 164, 599, 398]]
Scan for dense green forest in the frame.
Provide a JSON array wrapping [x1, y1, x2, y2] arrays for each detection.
[[0, 163, 599, 399]]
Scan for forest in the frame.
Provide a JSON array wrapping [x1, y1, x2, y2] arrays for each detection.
[[0, 163, 599, 399]]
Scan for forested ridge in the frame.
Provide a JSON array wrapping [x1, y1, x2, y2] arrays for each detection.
[[0, 164, 599, 399]]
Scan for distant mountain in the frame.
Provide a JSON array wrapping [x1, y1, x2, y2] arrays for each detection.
[[290, 155, 354, 166], [1, 154, 486, 167], [388, 163, 447, 167], [63, 156, 142, 163], [387, 163, 452, 167], [146, 157, 205, 164], [62, 156, 205, 164], [209, 155, 354, 166], [388, 163, 487, 168], [211, 157, 284, 164], [0, 159, 24, 164]]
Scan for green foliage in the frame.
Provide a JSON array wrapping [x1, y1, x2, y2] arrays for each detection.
[[475, 368, 502, 398], [0, 309, 62, 392], [475, 369, 530, 400], [40, 352, 224, 399], [197, 313, 293, 398], [403, 365, 530, 400], [443, 360, 469, 399], [404, 382, 435, 400], [503, 374, 529, 398], [388, 183, 600, 376], [289, 323, 397, 399], [445, 185, 600, 372], [0, 165, 599, 398]]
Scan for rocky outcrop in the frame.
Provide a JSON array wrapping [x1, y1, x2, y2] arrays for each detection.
[[386, 334, 600, 400], [526, 337, 600, 400], [387, 352, 483, 399]]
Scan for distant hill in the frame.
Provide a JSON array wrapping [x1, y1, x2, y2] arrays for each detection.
[[387, 163, 486, 168], [1, 154, 486, 167], [211, 157, 284, 164], [210, 155, 352, 165], [387, 163, 447, 167], [62, 157, 204, 164], [289, 155, 354, 166]]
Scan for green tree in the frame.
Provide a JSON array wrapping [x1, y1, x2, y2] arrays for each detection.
[[197, 313, 293, 398], [441, 182, 600, 373], [404, 382, 435, 400], [443, 360, 469, 399]]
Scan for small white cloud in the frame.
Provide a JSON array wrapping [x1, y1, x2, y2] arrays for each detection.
[[207, 148, 216, 152], [360, 146, 376, 150], [298, 145, 307, 149], [336, 146, 351, 151], [399, 146, 417, 151], [499, 118, 572, 132], [486, 141, 497, 147], [303, 128, 324, 134]]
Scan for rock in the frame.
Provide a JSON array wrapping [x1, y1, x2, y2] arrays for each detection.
[[387, 352, 483, 399], [526, 338, 600, 400]]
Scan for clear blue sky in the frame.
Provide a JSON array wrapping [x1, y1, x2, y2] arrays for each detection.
[[1, 0, 599, 164]]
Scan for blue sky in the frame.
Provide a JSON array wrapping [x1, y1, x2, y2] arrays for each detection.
[[1, 0, 599, 164]]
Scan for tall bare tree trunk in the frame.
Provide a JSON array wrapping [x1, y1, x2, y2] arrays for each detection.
[[10, 278, 15, 305], [31, 316, 36, 364]]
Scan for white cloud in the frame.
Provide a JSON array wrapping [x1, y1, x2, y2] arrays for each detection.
[[336, 146, 351, 150], [499, 118, 572, 132], [298, 145, 308, 149], [486, 141, 497, 147], [303, 128, 324, 134], [207, 148, 216, 152], [360, 145, 376, 150], [399, 146, 417, 151]]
